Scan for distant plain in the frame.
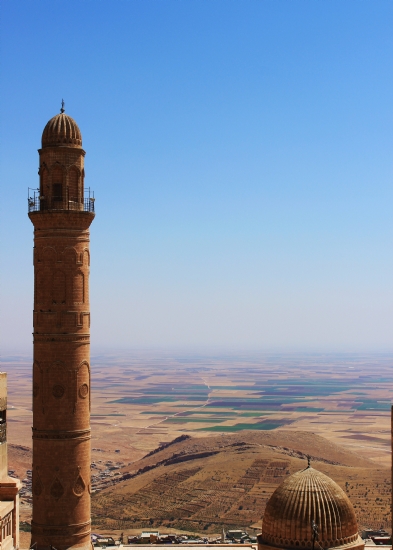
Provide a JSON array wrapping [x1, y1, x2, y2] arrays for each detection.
[[4, 351, 392, 537]]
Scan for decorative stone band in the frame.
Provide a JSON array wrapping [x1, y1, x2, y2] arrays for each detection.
[[260, 532, 361, 550], [32, 428, 90, 441], [34, 228, 90, 236], [29, 211, 94, 232], [0, 423, 6, 443], [33, 334, 90, 342], [0, 396, 7, 411], [35, 233, 90, 245], [32, 519, 91, 538]]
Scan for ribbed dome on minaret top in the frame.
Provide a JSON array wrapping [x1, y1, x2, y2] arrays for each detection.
[[41, 110, 82, 148], [259, 466, 364, 550]]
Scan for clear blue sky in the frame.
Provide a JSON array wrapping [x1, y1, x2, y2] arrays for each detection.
[[1, 0, 392, 353]]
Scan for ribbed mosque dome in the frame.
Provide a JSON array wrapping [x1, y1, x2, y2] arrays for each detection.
[[260, 466, 363, 550], [42, 112, 82, 148]]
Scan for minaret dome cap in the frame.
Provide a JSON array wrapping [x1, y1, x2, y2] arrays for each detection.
[[42, 112, 82, 148]]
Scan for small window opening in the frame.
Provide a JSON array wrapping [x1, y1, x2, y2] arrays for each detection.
[[53, 183, 63, 201]]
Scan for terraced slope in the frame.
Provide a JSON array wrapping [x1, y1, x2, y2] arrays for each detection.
[[92, 430, 390, 534]]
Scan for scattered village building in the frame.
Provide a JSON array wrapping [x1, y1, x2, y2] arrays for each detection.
[[226, 531, 250, 542], [140, 532, 160, 544]]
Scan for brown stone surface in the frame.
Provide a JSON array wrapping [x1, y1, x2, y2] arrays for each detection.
[[0, 373, 21, 550], [29, 111, 94, 550], [259, 466, 364, 550], [42, 112, 82, 148]]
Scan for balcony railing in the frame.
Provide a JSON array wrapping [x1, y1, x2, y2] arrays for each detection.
[[28, 188, 95, 213]]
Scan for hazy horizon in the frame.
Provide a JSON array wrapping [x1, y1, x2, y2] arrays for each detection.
[[1, 1, 392, 353], [2, 347, 392, 361]]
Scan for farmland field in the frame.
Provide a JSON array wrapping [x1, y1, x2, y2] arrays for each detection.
[[5, 351, 392, 467], [3, 350, 392, 536]]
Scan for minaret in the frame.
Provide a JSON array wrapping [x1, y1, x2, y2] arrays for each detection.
[[28, 104, 95, 550]]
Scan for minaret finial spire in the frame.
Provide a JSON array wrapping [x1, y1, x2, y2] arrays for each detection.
[[60, 99, 65, 113]]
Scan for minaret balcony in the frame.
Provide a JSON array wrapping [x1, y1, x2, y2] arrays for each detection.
[[28, 189, 95, 213]]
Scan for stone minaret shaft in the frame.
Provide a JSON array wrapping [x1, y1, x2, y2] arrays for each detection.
[[29, 110, 95, 550]]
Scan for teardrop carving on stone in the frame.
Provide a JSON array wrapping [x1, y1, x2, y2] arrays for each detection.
[[52, 385, 65, 399], [73, 473, 86, 497], [33, 472, 43, 496], [79, 383, 89, 399], [50, 477, 64, 500]]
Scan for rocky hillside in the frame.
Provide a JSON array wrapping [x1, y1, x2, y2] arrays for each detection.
[[92, 430, 390, 534]]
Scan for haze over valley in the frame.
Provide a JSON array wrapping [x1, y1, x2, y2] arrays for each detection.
[[5, 351, 391, 540]]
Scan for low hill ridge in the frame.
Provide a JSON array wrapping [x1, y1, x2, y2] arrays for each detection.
[[92, 431, 389, 535], [133, 430, 374, 469]]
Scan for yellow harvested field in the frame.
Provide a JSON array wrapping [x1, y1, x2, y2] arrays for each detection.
[[4, 351, 392, 536]]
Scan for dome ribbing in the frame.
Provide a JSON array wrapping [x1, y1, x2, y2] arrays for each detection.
[[260, 467, 363, 550], [42, 112, 82, 148]]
